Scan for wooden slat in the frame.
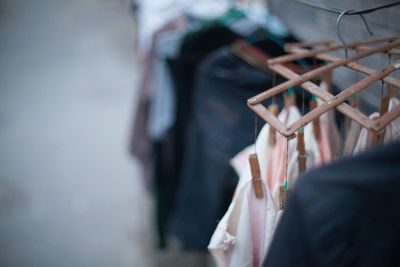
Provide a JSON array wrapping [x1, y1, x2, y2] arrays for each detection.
[[233, 42, 374, 131], [373, 102, 400, 132], [268, 104, 279, 145], [248, 40, 400, 105], [238, 38, 400, 138], [288, 47, 400, 89], [269, 36, 398, 65], [286, 61, 400, 135], [233, 41, 317, 75], [268, 64, 373, 130], [354, 45, 400, 56], [232, 40, 270, 72], [297, 130, 306, 173], [324, 70, 333, 93], [248, 103, 295, 138], [380, 97, 390, 117], [284, 40, 334, 49], [310, 100, 321, 141]]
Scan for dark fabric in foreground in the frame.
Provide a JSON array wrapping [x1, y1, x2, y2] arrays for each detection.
[[264, 141, 400, 267]]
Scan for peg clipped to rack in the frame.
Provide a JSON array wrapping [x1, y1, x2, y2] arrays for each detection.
[[297, 129, 306, 173], [249, 154, 263, 198], [309, 96, 321, 141], [268, 104, 279, 146], [373, 89, 391, 145]]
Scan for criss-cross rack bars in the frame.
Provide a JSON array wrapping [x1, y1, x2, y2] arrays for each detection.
[[245, 36, 400, 140]]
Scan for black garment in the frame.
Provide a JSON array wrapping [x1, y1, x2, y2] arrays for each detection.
[[167, 46, 272, 249], [160, 29, 337, 249], [264, 141, 400, 267], [154, 26, 241, 248], [167, 40, 306, 249], [167, 34, 330, 250]]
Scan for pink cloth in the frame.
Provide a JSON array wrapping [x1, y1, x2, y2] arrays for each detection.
[[266, 136, 287, 205], [353, 112, 380, 154], [343, 120, 362, 156], [267, 106, 321, 208], [317, 80, 340, 159], [266, 107, 297, 209], [384, 97, 400, 141], [209, 105, 326, 267], [209, 122, 276, 267], [314, 112, 332, 166], [353, 97, 400, 154]]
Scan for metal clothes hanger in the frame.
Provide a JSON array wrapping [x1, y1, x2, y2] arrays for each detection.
[[336, 10, 374, 58]]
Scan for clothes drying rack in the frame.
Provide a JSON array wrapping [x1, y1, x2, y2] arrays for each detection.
[[234, 36, 400, 201], [234, 37, 400, 143]]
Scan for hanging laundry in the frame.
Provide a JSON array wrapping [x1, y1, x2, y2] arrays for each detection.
[[130, 16, 187, 190], [132, 7, 300, 248], [147, 29, 185, 141], [316, 81, 338, 163], [208, 123, 276, 267], [314, 109, 332, 165], [353, 97, 400, 154], [208, 105, 321, 267], [266, 105, 321, 209], [352, 113, 380, 154], [167, 43, 275, 250], [343, 119, 362, 156], [156, 26, 244, 249], [133, 0, 231, 57], [383, 97, 400, 141]]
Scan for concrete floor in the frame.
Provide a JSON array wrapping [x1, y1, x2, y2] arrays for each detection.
[[0, 0, 155, 266]]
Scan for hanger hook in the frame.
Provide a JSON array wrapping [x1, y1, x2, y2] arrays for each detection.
[[358, 14, 374, 36], [336, 10, 374, 58], [336, 10, 351, 58]]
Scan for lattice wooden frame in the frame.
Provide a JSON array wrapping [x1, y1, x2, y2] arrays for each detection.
[[238, 37, 400, 139]]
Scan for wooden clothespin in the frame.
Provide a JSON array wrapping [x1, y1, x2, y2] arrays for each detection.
[[350, 95, 355, 108], [380, 96, 390, 117], [309, 96, 321, 141], [249, 154, 263, 198], [268, 104, 279, 146], [297, 129, 306, 173], [356, 94, 362, 109], [348, 94, 361, 129], [378, 93, 390, 144], [279, 185, 287, 210], [372, 86, 390, 145], [283, 88, 296, 108], [325, 70, 333, 93], [290, 89, 296, 106], [350, 94, 361, 109], [283, 93, 290, 109], [387, 84, 392, 98]]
